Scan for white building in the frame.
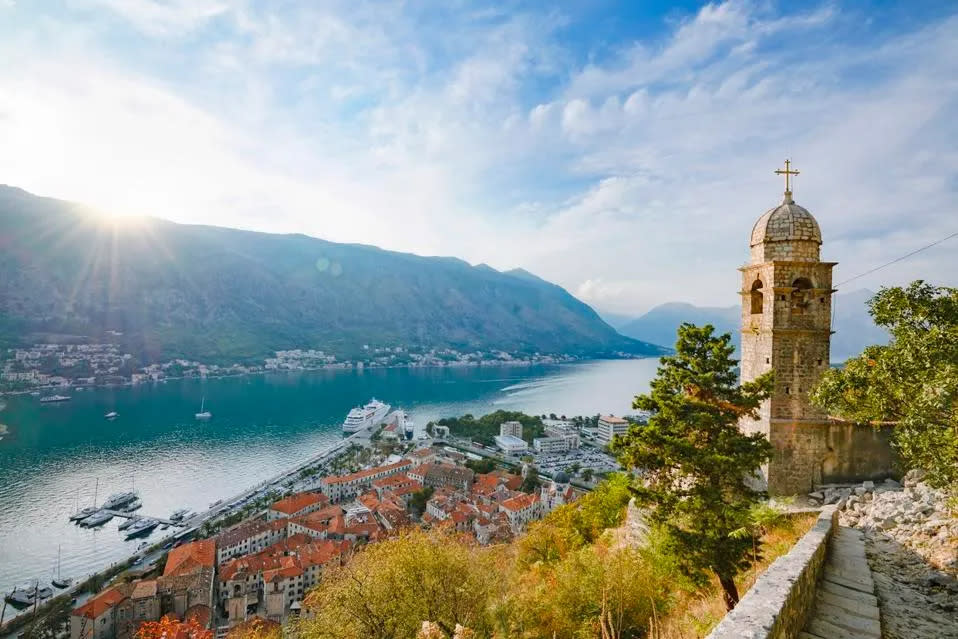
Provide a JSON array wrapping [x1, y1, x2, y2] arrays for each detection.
[[494, 434, 528, 455], [499, 493, 542, 533], [596, 415, 629, 445], [532, 432, 579, 454], [499, 421, 523, 438]]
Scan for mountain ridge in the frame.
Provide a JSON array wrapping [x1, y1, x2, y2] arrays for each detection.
[[0, 185, 665, 364], [616, 291, 888, 362]]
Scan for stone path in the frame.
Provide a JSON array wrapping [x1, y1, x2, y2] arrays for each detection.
[[800, 525, 882, 639]]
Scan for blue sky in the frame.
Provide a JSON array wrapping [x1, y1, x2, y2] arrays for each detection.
[[1, 1, 956, 314]]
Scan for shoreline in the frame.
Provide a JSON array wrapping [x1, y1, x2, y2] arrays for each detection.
[[0, 426, 364, 631], [0, 355, 631, 397]]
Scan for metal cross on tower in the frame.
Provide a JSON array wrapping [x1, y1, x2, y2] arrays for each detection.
[[775, 159, 800, 199]]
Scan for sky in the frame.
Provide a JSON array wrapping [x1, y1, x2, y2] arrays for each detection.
[[1, 0, 956, 316]]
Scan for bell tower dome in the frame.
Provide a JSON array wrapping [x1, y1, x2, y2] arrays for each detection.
[[738, 160, 837, 494]]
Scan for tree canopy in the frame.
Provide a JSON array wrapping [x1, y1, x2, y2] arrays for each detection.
[[812, 281, 958, 487], [611, 323, 774, 610]]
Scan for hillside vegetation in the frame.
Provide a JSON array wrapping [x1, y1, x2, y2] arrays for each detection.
[[0, 186, 663, 364], [293, 474, 812, 639]]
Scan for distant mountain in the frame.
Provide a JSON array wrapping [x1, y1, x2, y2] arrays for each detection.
[[617, 292, 887, 362], [618, 303, 740, 352], [0, 186, 664, 364]]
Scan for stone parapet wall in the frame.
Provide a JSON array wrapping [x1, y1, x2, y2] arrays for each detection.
[[705, 506, 837, 639]]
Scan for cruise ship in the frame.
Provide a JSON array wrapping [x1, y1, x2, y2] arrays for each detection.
[[342, 398, 391, 433]]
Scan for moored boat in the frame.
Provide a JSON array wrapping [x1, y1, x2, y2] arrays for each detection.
[[69, 506, 97, 522], [52, 545, 71, 589], [195, 397, 212, 420], [101, 491, 137, 510], [80, 510, 113, 527], [118, 516, 140, 531], [124, 518, 159, 539]]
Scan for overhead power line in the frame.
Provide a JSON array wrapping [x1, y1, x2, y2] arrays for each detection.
[[834, 230, 958, 288]]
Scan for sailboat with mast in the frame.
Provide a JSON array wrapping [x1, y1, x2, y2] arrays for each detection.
[[69, 480, 99, 522], [195, 397, 212, 420], [52, 545, 71, 589]]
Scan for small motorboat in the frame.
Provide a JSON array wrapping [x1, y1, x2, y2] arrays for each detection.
[[104, 411, 118, 420]]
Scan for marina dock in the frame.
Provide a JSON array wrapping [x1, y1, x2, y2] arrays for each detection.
[[100, 510, 184, 527]]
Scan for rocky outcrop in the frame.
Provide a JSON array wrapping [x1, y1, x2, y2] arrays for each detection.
[[818, 470, 957, 639]]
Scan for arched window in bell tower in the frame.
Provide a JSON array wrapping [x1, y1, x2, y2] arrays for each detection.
[[750, 279, 764, 314], [791, 277, 813, 314]]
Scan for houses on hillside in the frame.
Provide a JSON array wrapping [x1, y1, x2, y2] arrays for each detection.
[[69, 434, 581, 639]]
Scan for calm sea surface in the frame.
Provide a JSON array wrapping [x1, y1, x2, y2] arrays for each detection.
[[0, 359, 658, 597]]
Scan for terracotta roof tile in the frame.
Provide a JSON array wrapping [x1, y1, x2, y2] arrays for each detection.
[[269, 492, 327, 516], [164, 540, 215, 577], [73, 585, 130, 619]]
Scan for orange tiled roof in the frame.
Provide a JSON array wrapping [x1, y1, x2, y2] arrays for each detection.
[[131, 579, 157, 599], [164, 539, 216, 577], [270, 491, 327, 516], [73, 585, 129, 619], [501, 492, 539, 512], [322, 460, 411, 485]]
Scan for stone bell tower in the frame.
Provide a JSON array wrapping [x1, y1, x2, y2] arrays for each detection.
[[739, 161, 837, 495]]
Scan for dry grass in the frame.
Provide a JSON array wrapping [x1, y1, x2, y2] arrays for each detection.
[[647, 512, 818, 639]]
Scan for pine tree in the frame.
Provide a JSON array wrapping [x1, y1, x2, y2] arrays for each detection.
[[612, 323, 774, 610]]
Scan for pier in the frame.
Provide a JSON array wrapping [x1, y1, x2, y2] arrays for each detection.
[[100, 510, 184, 527]]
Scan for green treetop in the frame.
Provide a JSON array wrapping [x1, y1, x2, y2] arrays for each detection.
[[812, 281, 957, 488], [611, 323, 774, 610]]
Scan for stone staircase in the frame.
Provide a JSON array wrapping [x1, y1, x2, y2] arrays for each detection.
[[801, 525, 882, 639]]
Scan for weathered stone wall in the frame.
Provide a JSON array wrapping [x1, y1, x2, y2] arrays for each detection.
[[767, 420, 895, 495], [705, 507, 838, 639]]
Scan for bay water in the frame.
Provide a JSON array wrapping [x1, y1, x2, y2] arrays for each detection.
[[0, 358, 658, 597]]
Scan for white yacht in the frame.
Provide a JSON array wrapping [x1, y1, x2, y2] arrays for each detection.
[[101, 491, 137, 510], [117, 516, 140, 531], [80, 510, 113, 527], [342, 398, 391, 433], [69, 506, 97, 522], [195, 397, 212, 420], [124, 518, 158, 539], [5, 582, 51, 606], [398, 409, 416, 440], [169, 508, 191, 522], [39, 395, 71, 403]]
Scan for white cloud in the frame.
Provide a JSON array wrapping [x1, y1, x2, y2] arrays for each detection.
[[0, 1, 956, 319]]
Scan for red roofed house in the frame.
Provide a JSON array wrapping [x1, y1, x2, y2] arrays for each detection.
[[158, 540, 216, 620], [318, 460, 412, 503], [71, 585, 132, 639], [267, 492, 329, 521], [499, 492, 542, 533], [115, 580, 161, 639], [215, 518, 288, 564]]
